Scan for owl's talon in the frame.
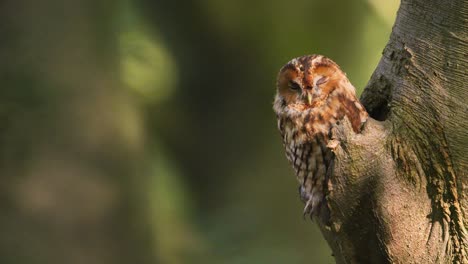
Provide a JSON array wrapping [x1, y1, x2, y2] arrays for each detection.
[[303, 200, 311, 219], [303, 196, 317, 220], [300, 185, 316, 219]]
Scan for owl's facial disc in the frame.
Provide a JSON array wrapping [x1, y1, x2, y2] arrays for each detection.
[[277, 55, 338, 110], [277, 68, 302, 106], [278, 70, 317, 107]]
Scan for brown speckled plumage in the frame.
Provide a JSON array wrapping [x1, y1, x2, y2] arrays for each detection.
[[273, 55, 368, 217]]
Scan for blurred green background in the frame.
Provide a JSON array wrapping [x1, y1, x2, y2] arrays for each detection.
[[0, 0, 398, 263]]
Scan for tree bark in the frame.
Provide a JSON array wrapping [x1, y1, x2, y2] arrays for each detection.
[[317, 0, 468, 263]]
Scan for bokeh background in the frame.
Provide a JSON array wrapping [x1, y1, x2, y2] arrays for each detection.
[[0, 0, 398, 263]]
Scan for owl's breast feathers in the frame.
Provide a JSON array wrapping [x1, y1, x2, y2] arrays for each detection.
[[277, 109, 333, 215], [276, 92, 367, 215]]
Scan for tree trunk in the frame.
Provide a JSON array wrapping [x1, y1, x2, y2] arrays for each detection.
[[317, 0, 468, 263]]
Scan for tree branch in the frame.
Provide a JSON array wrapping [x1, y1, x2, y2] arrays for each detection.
[[317, 0, 468, 263]]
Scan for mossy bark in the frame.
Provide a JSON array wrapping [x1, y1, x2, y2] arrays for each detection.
[[318, 0, 468, 263]]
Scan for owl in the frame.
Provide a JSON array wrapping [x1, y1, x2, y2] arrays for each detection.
[[273, 55, 368, 218]]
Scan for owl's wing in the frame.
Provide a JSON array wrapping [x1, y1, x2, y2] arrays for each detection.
[[340, 96, 368, 133]]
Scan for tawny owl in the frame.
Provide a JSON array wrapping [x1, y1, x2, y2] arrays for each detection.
[[273, 55, 368, 218]]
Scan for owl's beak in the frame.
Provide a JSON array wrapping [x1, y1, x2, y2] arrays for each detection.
[[307, 93, 313, 105], [301, 91, 313, 105]]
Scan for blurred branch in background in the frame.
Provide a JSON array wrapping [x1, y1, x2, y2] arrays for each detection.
[[119, 0, 177, 103]]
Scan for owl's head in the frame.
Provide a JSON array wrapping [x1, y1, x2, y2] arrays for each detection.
[[274, 55, 351, 115]]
